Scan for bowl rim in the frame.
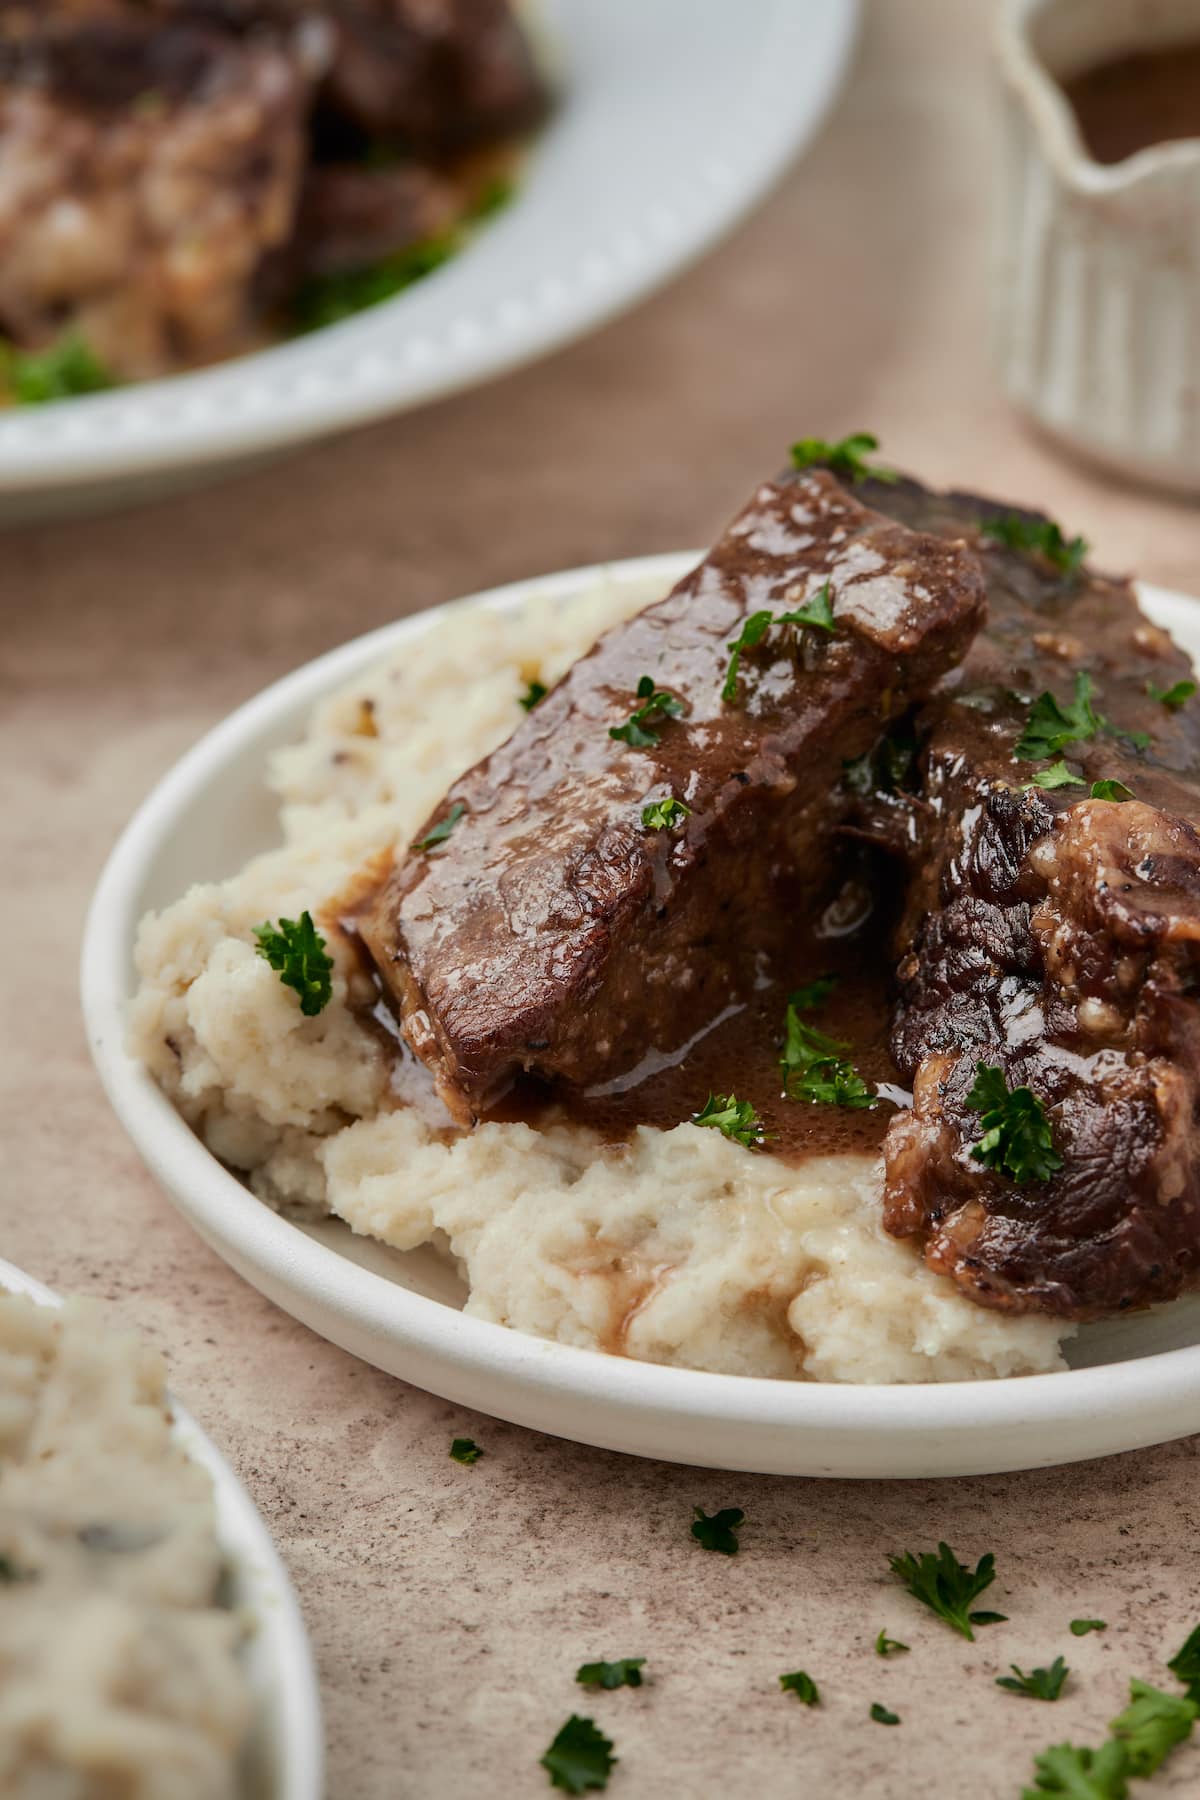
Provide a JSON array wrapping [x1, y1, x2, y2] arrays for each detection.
[[79, 550, 1200, 1475], [0, 1258, 324, 1800]]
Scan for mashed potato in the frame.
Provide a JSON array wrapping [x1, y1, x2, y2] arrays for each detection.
[[132, 578, 1071, 1383], [0, 1295, 252, 1798]]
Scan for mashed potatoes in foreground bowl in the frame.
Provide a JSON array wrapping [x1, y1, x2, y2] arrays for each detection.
[[130, 582, 1071, 1385]]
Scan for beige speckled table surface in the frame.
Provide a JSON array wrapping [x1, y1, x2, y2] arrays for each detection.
[[5, 3, 1200, 1795]]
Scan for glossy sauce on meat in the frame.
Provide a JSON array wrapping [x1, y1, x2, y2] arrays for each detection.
[[1063, 45, 1200, 165]]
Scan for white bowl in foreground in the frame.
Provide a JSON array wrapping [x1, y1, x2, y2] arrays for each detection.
[[82, 554, 1200, 1480], [0, 1258, 324, 1800]]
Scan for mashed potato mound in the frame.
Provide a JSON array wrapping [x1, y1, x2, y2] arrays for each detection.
[[0, 1295, 252, 1798], [132, 577, 1071, 1383]]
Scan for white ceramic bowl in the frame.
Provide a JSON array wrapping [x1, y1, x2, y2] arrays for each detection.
[[0, 0, 858, 523], [82, 554, 1200, 1480], [0, 1258, 323, 1800]]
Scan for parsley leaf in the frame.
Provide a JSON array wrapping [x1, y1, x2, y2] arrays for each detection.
[[875, 1630, 909, 1657], [790, 432, 897, 484], [1070, 1619, 1107, 1638], [722, 610, 774, 704], [887, 1542, 1002, 1641], [291, 236, 456, 333], [1110, 1680, 1198, 1777], [780, 1002, 874, 1110], [693, 1094, 766, 1148], [642, 797, 691, 831], [576, 1659, 644, 1691], [779, 1671, 819, 1705], [1022, 1739, 1130, 1799], [1023, 761, 1086, 791], [1167, 1623, 1200, 1701], [691, 1506, 744, 1555], [1, 334, 114, 405], [413, 801, 466, 853], [1090, 780, 1134, 802], [778, 578, 837, 634], [870, 1703, 901, 1726], [966, 1063, 1062, 1185], [789, 975, 838, 1012], [1016, 673, 1104, 762], [539, 1715, 616, 1794], [610, 675, 685, 747], [520, 679, 548, 711], [982, 514, 1088, 574], [449, 1437, 482, 1464], [999, 1657, 1070, 1702], [1147, 678, 1196, 711], [252, 912, 334, 1017]]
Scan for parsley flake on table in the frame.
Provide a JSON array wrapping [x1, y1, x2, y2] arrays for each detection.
[[609, 675, 685, 747], [887, 1542, 1004, 1642], [575, 1658, 644, 1691], [722, 610, 774, 703], [449, 1437, 482, 1465], [981, 514, 1088, 575], [998, 1656, 1070, 1702], [641, 797, 691, 831], [1109, 1679, 1198, 1777], [413, 801, 466, 852], [778, 577, 837, 635], [690, 1505, 744, 1555], [870, 1703, 901, 1726], [779, 998, 873, 1110], [779, 1670, 819, 1705], [1022, 1738, 1130, 1799], [966, 1063, 1062, 1185], [1, 333, 114, 405], [539, 1715, 616, 1794], [1147, 677, 1196, 711], [790, 432, 897, 484], [875, 1630, 909, 1657], [1167, 1623, 1200, 1701], [1016, 672, 1104, 762], [693, 1094, 766, 1148], [1070, 1619, 1108, 1638], [520, 679, 548, 711], [1090, 780, 1134, 802], [252, 912, 333, 1017], [1023, 761, 1086, 792]]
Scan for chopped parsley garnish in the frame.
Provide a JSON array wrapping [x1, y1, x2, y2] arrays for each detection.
[[413, 801, 466, 853], [470, 174, 516, 221], [870, 1703, 901, 1726], [1167, 1622, 1200, 1701], [291, 236, 457, 333], [780, 998, 873, 1110], [1022, 1739, 1130, 1798], [778, 578, 837, 635], [966, 1063, 1062, 1184], [1090, 779, 1134, 802], [779, 1671, 819, 1705], [1070, 1619, 1108, 1638], [520, 679, 548, 711], [721, 610, 774, 703], [609, 675, 685, 747], [1023, 761, 1086, 792], [539, 1715, 616, 1794], [998, 1657, 1070, 1702], [887, 1542, 1004, 1642], [790, 975, 838, 1012], [693, 1094, 766, 1148], [842, 726, 919, 798], [875, 1630, 909, 1657], [575, 1659, 644, 1691], [1147, 678, 1195, 711], [691, 1506, 744, 1555], [641, 797, 692, 831], [1016, 672, 1104, 762], [252, 912, 334, 1017], [981, 514, 1088, 574], [790, 432, 897, 485], [450, 1437, 482, 1465], [1109, 1680, 1198, 1777], [1, 334, 114, 406]]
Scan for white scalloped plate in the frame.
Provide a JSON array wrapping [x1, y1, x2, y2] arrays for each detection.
[[0, 1258, 322, 1799], [0, 0, 858, 520], [80, 555, 1200, 1478]]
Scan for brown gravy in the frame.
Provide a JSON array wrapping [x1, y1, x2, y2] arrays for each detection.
[[1062, 45, 1200, 165]]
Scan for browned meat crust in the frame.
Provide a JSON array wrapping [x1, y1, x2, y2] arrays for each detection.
[[360, 470, 986, 1124]]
